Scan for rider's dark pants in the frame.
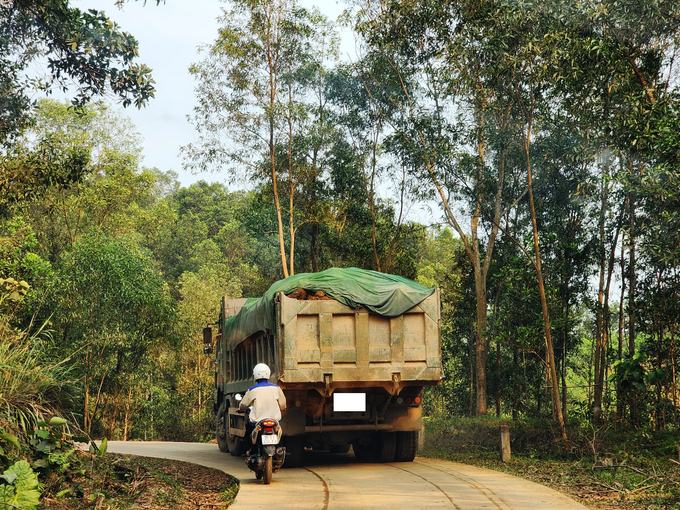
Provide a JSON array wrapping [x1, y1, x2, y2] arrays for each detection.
[[244, 420, 256, 453]]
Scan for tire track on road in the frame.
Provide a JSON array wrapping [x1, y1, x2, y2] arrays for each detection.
[[402, 460, 512, 510], [302, 467, 330, 510], [386, 463, 462, 509]]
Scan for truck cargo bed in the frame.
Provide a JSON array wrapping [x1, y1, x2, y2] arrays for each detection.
[[276, 291, 441, 387]]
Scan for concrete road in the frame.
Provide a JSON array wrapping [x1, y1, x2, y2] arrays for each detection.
[[107, 441, 588, 510]]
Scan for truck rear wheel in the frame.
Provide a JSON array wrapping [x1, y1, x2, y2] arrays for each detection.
[[329, 444, 350, 454], [216, 403, 229, 453], [227, 433, 244, 457], [394, 431, 418, 462], [376, 432, 396, 462], [352, 440, 369, 461]]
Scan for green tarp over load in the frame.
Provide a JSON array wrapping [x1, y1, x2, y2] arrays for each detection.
[[224, 267, 435, 351]]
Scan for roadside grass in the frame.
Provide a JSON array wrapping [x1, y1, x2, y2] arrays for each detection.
[[420, 416, 680, 510], [220, 478, 241, 506]]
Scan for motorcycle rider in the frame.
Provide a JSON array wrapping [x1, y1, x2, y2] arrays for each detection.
[[239, 363, 286, 452]]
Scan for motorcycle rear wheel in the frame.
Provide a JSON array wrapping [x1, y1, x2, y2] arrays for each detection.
[[263, 456, 273, 484]]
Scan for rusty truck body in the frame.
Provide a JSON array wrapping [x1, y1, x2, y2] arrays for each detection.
[[204, 269, 442, 466]]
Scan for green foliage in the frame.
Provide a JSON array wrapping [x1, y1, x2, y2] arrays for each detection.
[[220, 480, 240, 506], [49, 232, 174, 437], [0, 0, 155, 144], [421, 414, 680, 509], [30, 417, 82, 476], [0, 460, 40, 510], [0, 139, 89, 218], [0, 278, 75, 432], [609, 353, 671, 429], [2, 0, 680, 467]]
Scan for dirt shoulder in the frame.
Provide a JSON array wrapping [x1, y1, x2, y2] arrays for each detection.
[[421, 453, 680, 510], [41, 453, 239, 509]]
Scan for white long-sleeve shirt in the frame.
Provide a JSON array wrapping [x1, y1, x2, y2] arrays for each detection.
[[239, 381, 287, 423]]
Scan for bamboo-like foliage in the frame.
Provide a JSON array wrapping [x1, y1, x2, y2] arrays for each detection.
[[0, 280, 75, 432]]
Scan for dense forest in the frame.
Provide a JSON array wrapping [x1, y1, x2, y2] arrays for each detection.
[[2, 0, 680, 459]]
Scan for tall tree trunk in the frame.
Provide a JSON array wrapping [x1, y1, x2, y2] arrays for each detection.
[[593, 162, 609, 422], [517, 84, 567, 441], [528, 182, 567, 441], [84, 348, 90, 434], [616, 238, 626, 420], [271, 130, 289, 278], [474, 266, 488, 415], [670, 325, 677, 430], [628, 183, 637, 355], [496, 339, 502, 417], [287, 83, 296, 276], [469, 316, 476, 417], [123, 386, 132, 442], [619, 237, 626, 360], [512, 343, 519, 420], [266, 15, 288, 279], [369, 124, 381, 272], [491, 285, 502, 417], [562, 314, 568, 416], [109, 386, 120, 440]]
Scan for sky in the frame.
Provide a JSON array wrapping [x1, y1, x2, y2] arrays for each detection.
[[71, 0, 355, 189]]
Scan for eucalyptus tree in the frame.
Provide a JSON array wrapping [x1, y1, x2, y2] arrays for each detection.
[[543, 0, 680, 421], [353, 0, 531, 417], [183, 0, 338, 278], [325, 57, 410, 273]]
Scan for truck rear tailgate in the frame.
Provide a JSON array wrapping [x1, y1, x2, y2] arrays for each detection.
[[276, 290, 442, 385]]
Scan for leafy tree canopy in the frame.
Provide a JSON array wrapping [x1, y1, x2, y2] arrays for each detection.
[[0, 0, 155, 145]]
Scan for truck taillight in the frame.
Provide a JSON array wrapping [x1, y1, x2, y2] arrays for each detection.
[[396, 395, 422, 407]]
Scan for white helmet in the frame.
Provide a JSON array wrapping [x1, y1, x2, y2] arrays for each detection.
[[253, 363, 271, 380]]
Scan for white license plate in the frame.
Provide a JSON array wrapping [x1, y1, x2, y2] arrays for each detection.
[[261, 434, 278, 445], [333, 393, 366, 412]]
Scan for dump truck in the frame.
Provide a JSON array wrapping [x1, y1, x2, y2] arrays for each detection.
[[203, 267, 442, 467]]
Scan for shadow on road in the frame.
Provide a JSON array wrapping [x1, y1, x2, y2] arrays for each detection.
[[288, 449, 382, 469]]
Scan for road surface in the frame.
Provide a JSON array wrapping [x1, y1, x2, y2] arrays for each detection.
[[107, 441, 588, 510]]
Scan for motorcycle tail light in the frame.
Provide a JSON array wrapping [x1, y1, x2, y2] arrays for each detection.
[[262, 420, 276, 427]]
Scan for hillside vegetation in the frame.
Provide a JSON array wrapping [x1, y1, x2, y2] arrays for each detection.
[[2, 0, 680, 507]]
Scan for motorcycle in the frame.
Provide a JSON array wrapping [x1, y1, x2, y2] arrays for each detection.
[[235, 394, 286, 484]]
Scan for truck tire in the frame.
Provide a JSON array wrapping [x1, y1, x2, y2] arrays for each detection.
[[329, 444, 351, 454], [352, 441, 369, 461], [283, 436, 304, 468], [227, 433, 244, 457], [376, 432, 396, 463], [394, 431, 418, 462], [216, 403, 229, 453]]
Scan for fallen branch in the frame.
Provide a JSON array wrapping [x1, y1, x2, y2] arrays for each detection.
[[630, 483, 660, 494], [593, 464, 647, 476], [590, 480, 623, 493]]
